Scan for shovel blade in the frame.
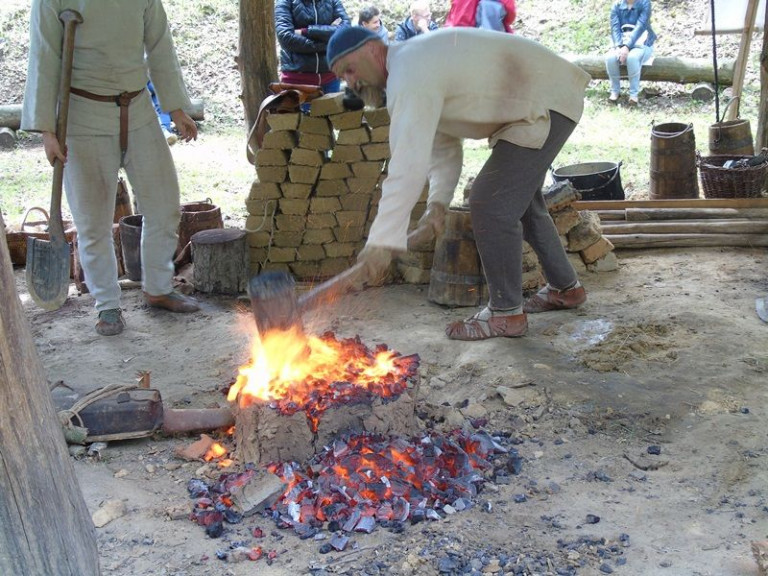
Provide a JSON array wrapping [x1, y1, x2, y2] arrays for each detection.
[[757, 296, 768, 323], [25, 236, 71, 311]]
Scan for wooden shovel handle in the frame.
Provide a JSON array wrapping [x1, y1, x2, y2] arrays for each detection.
[[49, 9, 83, 244]]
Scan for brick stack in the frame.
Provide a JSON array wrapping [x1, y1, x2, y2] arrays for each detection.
[[246, 92, 429, 281]]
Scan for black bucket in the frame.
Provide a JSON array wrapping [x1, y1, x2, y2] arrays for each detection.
[[551, 161, 624, 201], [119, 214, 142, 282]]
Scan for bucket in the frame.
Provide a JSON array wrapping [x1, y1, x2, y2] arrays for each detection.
[[708, 99, 754, 156], [119, 214, 143, 282], [428, 208, 487, 307], [177, 199, 223, 258], [650, 122, 699, 199], [551, 162, 624, 201]]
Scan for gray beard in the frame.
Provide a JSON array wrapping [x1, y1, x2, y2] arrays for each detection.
[[356, 85, 386, 109]]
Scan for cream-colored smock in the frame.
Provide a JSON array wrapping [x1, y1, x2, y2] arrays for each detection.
[[368, 28, 591, 252]]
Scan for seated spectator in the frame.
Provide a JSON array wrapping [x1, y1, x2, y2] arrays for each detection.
[[394, 0, 438, 42], [604, 0, 656, 106], [274, 0, 350, 95], [359, 6, 389, 44], [445, 0, 516, 33]]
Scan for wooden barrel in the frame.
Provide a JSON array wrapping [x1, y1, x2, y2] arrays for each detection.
[[176, 199, 224, 265], [649, 122, 699, 199], [427, 208, 487, 307]]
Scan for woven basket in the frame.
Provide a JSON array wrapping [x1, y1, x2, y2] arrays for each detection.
[[697, 151, 768, 199], [5, 207, 75, 266]]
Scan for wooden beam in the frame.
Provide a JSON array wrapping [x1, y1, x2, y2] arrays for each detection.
[[620, 207, 768, 221], [606, 233, 768, 248], [564, 55, 735, 85], [575, 197, 768, 210], [728, 0, 760, 121], [601, 218, 768, 235]]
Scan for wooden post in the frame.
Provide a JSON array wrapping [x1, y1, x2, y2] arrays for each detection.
[[727, 0, 760, 121], [757, 5, 768, 151], [0, 214, 101, 575], [191, 228, 249, 294], [238, 0, 278, 131]]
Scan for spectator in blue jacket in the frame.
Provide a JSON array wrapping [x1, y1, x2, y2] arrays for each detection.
[[394, 0, 438, 42], [359, 5, 389, 44], [604, 0, 656, 106], [275, 0, 350, 94]]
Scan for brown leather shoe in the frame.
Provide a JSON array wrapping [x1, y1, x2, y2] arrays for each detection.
[[144, 291, 200, 313], [524, 284, 586, 314], [446, 310, 528, 341]]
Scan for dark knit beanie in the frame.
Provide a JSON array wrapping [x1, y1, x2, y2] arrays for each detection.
[[326, 26, 379, 69]]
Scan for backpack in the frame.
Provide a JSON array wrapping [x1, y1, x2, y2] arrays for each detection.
[[476, 0, 506, 32]]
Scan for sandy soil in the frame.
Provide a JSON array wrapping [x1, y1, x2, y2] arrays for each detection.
[[15, 244, 768, 576]]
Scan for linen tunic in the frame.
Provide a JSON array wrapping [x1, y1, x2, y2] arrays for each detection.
[[21, 0, 191, 137], [367, 28, 591, 252]]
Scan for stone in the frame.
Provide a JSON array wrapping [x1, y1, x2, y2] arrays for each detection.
[[580, 236, 614, 264], [266, 111, 300, 131]]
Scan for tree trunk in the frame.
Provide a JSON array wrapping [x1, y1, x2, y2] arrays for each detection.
[[565, 55, 735, 85], [757, 5, 768, 150], [238, 0, 278, 131], [0, 214, 101, 576]]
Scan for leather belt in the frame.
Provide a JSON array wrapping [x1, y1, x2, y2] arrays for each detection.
[[70, 87, 145, 160]]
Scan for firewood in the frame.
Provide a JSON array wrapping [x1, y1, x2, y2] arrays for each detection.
[[600, 218, 768, 235], [606, 233, 768, 248]]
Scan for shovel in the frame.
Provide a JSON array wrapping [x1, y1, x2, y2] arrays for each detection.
[[26, 9, 83, 311]]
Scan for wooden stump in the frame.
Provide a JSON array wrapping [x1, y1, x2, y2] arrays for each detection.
[[191, 228, 248, 294], [0, 127, 16, 149], [0, 214, 101, 575]]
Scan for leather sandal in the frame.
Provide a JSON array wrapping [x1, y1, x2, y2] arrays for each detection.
[[446, 309, 528, 341], [523, 284, 586, 314], [95, 308, 125, 336], [144, 291, 200, 313]]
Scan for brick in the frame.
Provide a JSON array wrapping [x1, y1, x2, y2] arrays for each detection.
[[369, 125, 390, 143], [336, 126, 371, 145], [290, 261, 321, 279], [288, 165, 320, 184], [281, 182, 313, 199], [279, 198, 310, 215], [290, 148, 325, 167], [552, 205, 581, 235], [340, 194, 371, 211], [246, 214, 274, 233], [248, 247, 268, 264], [319, 163, 353, 180], [272, 230, 303, 248], [299, 132, 334, 150], [302, 227, 335, 244], [262, 130, 297, 149], [275, 214, 306, 231], [268, 247, 297, 263], [261, 261, 291, 273], [310, 93, 346, 116], [567, 211, 603, 252], [336, 210, 367, 228], [245, 197, 277, 217], [316, 180, 349, 196], [324, 242, 359, 258], [331, 145, 364, 163], [248, 181, 282, 200], [310, 196, 342, 213], [522, 270, 545, 291], [330, 109, 364, 130], [346, 177, 378, 194], [256, 165, 288, 183], [362, 143, 390, 161], [586, 250, 619, 272], [266, 112, 301, 131], [580, 236, 614, 264], [319, 257, 354, 276], [363, 107, 390, 127], [254, 148, 289, 166], [351, 161, 385, 180], [333, 226, 365, 243], [296, 244, 326, 261], [247, 231, 272, 248], [544, 180, 579, 212], [300, 115, 333, 135], [306, 213, 337, 229]]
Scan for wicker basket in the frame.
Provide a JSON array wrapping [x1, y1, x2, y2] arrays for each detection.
[[4, 207, 75, 266], [697, 151, 768, 199]]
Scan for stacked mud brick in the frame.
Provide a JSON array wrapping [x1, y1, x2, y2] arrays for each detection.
[[246, 92, 429, 281], [545, 181, 618, 273]]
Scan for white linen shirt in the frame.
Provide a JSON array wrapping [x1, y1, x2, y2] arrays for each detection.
[[367, 28, 591, 252], [21, 0, 191, 137]]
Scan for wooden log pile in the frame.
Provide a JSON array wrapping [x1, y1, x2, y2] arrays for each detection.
[[246, 93, 428, 281]]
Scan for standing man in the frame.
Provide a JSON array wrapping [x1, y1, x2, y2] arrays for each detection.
[[22, 0, 200, 336], [327, 27, 590, 341]]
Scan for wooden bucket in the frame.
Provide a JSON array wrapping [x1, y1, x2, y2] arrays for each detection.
[[649, 122, 699, 199], [177, 199, 223, 259], [708, 99, 754, 156], [113, 177, 133, 223], [427, 208, 487, 307]]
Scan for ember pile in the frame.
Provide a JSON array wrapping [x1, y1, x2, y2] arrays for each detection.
[[228, 329, 419, 431], [188, 430, 523, 550]]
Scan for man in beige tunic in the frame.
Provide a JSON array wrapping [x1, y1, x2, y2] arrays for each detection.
[[327, 27, 590, 340], [22, 0, 199, 336]]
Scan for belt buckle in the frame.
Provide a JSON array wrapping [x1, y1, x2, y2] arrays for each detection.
[[115, 91, 131, 107]]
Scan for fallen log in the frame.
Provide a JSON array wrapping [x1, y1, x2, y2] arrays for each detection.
[[0, 98, 206, 130], [596, 207, 768, 221], [564, 55, 735, 85], [601, 218, 768, 235], [606, 233, 768, 248], [576, 198, 768, 210], [0, 126, 16, 148]]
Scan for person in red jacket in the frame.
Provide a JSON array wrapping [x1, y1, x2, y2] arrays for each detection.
[[445, 0, 516, 33]]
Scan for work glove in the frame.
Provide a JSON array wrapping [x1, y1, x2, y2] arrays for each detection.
[[407, 202, 447, 251], [356, 245, 393, 287]]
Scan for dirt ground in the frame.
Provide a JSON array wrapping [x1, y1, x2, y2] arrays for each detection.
[[14, 244, 768, 576]]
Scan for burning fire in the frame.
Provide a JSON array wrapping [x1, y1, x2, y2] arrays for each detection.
[[227, 329, 419, 431]]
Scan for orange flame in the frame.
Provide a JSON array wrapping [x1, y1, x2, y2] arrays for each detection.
[[204, 442, 228, 462]]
